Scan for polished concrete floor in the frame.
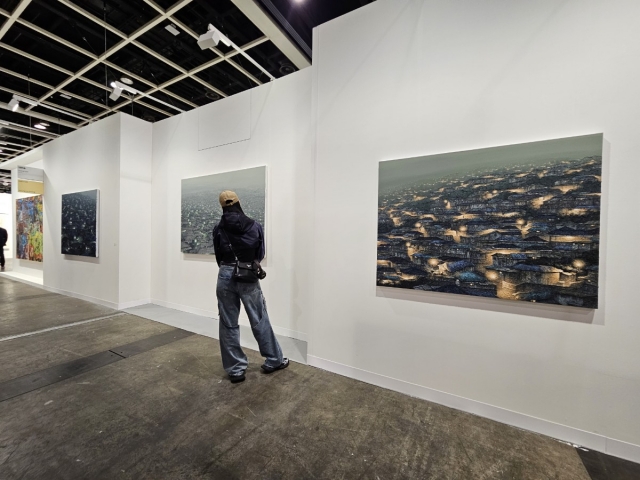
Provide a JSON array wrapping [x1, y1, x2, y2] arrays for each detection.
[[1, 276, 638, 479]]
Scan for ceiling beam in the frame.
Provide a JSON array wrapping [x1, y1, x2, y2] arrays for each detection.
[[229, 0, 310, 70], [112, 36, 270, 106], [103, 61, 198, 108], [131, 39, 229, 97], [0, 0, 31, 41], [0, 146, 25, 152], [0, 42, 73, 75], [17, 18, 95, 58], [0, 66, 111, 112], [160, 5, 267, 86], [0, 140, 31, 148], [169, 17, 263, 86], [0, 86, 91, 125], [0, 121, 59, 139], [31, 0, 194, 107], [0, 78, 92, 120], [56, 0, 126, 39], [2, 15, 191, 118]]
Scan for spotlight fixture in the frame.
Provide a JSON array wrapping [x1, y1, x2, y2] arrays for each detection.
[[34, 123, 48, 130], [197, 24, 231, 50], [120, 77, 133, 85], [196, 25, 275, 82], [5, 94, 86, 121], [109, 81, 185, 113], [109, 82, 123, 101], [165, 23, 180, 36], [60, 93, 72, 99], [8, 96, 19, 112]]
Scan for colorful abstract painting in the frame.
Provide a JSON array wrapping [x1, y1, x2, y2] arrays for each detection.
[[377, 134, 603, 308], [16, 195, 43, 262]]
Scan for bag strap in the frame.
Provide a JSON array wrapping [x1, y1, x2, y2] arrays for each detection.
[[219, 227, 239, 262]]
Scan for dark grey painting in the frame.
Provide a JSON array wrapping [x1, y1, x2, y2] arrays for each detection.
[[61, 189, 99, 257], [181, 166, 266, 255], [377, 134, 603, 309]]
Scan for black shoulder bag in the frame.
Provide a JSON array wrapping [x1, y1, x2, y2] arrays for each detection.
[[219, 228, 266, 283]]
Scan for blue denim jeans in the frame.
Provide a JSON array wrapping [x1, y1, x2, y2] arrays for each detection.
[[216, 265, 283, 375]]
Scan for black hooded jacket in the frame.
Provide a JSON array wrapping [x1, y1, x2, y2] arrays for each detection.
[[212, 204, 265, 266]]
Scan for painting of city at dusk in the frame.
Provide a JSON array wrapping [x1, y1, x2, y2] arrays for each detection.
[[377, 134, 603, 309], [181, 166, 266, 255]]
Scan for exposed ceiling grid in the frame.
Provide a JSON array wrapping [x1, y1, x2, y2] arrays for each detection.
[[0, 0, 307, 162], [0, 0, 376, 164]]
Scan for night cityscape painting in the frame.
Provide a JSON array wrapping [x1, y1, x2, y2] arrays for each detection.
[[377, 134, 603, 309], [181, 166, 266, 255], [61, 189, 99, 257], [16, 195, 43, 262]]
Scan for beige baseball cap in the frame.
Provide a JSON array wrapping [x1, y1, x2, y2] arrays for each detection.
[[219, 190, 239, 207]]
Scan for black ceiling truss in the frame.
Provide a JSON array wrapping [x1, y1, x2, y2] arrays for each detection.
[[0, 0, 298, 162], [1, 0, 376, 164]]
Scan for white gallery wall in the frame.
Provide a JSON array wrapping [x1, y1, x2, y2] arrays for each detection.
[[119, 114, 152, 308], [43, 113, 152, 309], [309, 0, 640, 460], [151, 68, 313, 340]]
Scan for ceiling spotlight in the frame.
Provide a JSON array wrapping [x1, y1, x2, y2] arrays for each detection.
[[107, 81, 184, 113], [109, 83, 123, 101], [34, 123, 48, 130], [120, 77, 133, 85], [197, 24, 231, 50], [165, 23, 180, 36], [60, 93, 72, 99], [195, 24, 275, 82], [8, 96, 19, 112]]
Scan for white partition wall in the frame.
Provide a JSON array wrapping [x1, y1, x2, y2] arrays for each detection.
[[43, 115, 121, 306], [43, 114, 152, 309], [309, 0, 640, 461], [119, 114, 153, 308], [151, 69, 313, 341]]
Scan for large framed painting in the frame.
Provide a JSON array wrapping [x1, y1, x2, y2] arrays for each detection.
[[181, 166, 266, 255], [61, 189, 99, 257], [16, 195, 43, 262], [377, 134, 603, 308]]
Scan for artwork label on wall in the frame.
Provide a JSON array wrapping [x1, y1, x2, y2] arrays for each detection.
[[61, 189, 100, 257], [377, 134, 603, 309], [16, 195, 43, 262], [181, 166, 266, 255]]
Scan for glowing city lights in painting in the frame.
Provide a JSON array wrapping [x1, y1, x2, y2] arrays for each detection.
[[377, 134, 603, 309]]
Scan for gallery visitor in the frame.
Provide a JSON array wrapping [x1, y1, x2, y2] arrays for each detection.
[[0, 225, 7, 271], [212, 190, 288, 383]]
